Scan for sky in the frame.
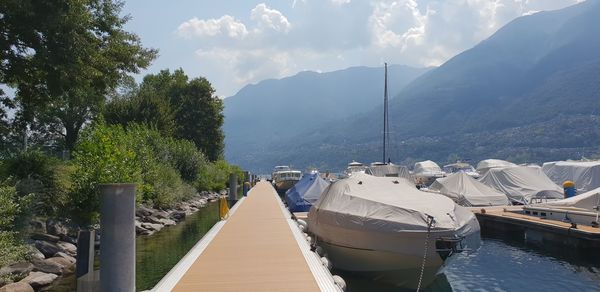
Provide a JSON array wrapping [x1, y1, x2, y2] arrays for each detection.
[[122, 0, 582, 97]]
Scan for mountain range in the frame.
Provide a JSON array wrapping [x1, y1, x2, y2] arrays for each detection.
[[224, 0, 600, 173]]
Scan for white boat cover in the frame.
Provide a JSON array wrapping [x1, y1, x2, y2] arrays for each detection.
[[479, 166, 563, 204], [310, 173, 478, 232], [413, 160, 444, 176], [429, 172, 510, 206], [542, 160, 600, 193], [476, 159, 516, 174], [366, 164, 413, 181], [540, 187, 600, 211]]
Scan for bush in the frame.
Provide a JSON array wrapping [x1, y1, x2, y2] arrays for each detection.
[[70, 123, 143, 225], [0, 185, 19, 230], [0, 231, 30, 269]]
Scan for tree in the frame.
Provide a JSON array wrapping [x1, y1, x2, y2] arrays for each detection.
[[0, 0, 157, 150], [105, 69, 225, 161]]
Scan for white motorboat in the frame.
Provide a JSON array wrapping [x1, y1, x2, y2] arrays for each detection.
[[345, 161, 366, 176], [443, 162, 480, 179], [413, 160, 446, 186], [308, 173, 480, 289], [271, 166, 302, 193]]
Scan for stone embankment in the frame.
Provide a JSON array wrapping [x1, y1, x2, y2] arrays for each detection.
[[0, 191, 222, 292]]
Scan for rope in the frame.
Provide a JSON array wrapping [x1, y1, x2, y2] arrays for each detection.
[[416, 215, 435, 292]]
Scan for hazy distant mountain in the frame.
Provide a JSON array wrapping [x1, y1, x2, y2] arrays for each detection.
[[227, 1, 600, 173], [223, 65, 430, 168]]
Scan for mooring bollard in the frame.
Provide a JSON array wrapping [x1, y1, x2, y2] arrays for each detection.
[[99, 183, 136, 292], [228, 173, 237, 206]]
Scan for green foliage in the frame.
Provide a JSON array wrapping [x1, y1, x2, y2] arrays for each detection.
[[195, 160, 243, 192], [105, 69, 225, 161], [0, 186, 19, 230], [1, 0, 157, 150], [70, 122, 142, 224], [2, 150, 71, 217], [0, 231, 30, 270]]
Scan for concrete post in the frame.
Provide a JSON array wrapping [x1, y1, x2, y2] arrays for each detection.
[[228, 173, 237, 206], [99, 184, 136, 292]]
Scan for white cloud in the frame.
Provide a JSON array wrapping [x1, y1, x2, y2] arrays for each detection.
[[173, 0, 582, 96], [177, 15, 248, 39], [251, 3, 291, 33], [331, 0, 351, 5]]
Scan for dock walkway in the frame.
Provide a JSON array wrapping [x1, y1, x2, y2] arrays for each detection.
[[153, 181, 339, 291]]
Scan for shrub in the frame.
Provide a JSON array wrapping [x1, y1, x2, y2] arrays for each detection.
[[70, 123, 142, 225], [0, 185, 19, 230], [0, 231, 30, 269]]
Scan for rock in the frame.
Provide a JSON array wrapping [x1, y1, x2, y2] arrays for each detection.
[[30, 233, 59, 243], [0, 262, 33, 279], [0, 282, 34, 292], [159, 219, 176, 226], [170, 211, 186, 221], [136, 205, 154, 217], [28, 220, 46, 234], [34, 241, 61, 258], [141, 223, 163, 232], [20, 272, 57, 288], [135, 223, 150, 235], [152, 210, 170, 219], [59, 234, 77, 245], [28, 248, 45, 261], [53, 252, 76, 265], [31, 258, 62, 275], [56, 241, 77, 257], [143, 216, 163, 225], [45, 219, 67, 236], [45, 257, 75, 274]]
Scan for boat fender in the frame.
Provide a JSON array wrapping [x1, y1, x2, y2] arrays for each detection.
[[297, 219, 308, 230], [315, 246, 326, 257], [332, 275, 346, 291], [303, 232, 309, 239], [306, 236, 313, 244], [320, 256, 332, 270]]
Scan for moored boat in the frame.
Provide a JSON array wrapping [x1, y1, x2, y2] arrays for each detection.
[[308, 173, 480, 289], [271, 166, 302, 193]]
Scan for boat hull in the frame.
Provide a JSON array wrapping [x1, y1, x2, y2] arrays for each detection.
[[319, 240, 443, 289], [275, 179, 298, 193], [310, 213, 480, 289]]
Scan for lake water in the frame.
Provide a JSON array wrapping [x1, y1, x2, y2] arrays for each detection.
[[47, 204, 599, 291], [338, 230, 600, 292]]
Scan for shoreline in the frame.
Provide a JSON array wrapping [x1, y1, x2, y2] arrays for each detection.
[[0, 191, 224, 292]]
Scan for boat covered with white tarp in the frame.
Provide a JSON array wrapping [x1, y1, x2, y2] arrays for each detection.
[[479, 166, 563, 204], [413, 160, 446, 186], [540, 186, 600, 212], [308, 173, 480, 288], [366, 163, 413, 181], [476, 159, 516, 175], [429, 172, 510, 206], [542, 160, 600, 193]]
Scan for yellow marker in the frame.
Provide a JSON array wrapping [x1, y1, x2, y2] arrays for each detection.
[[219, 196, 230, 219]]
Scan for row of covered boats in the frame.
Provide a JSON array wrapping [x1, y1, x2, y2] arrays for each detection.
[[270, 158, 600, 289]]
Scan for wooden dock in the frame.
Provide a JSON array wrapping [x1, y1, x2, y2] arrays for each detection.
[[474, 207, 600, 248], [152, 181, 340, 292]]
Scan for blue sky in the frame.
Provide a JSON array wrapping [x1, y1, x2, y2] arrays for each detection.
[[122, 0, 582, 97]]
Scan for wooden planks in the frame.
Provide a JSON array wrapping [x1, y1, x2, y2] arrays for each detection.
[[172, 181, 320, 292]]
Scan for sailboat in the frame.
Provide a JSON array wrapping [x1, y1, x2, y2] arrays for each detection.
[[308, 63, 481, 289]]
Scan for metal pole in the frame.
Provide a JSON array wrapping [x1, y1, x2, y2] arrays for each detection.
[[228, 173, 237, 206], [99, 184, 136, 292]]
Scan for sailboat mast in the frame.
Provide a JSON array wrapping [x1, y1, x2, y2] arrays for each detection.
[[383, 62, 388, 164]]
